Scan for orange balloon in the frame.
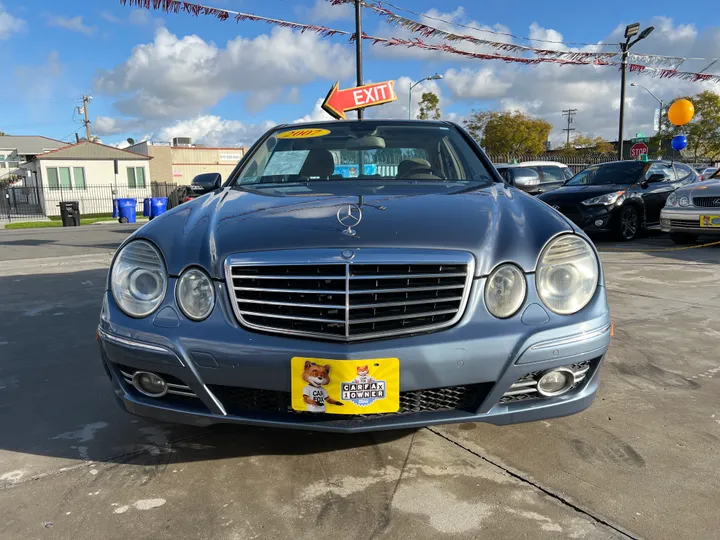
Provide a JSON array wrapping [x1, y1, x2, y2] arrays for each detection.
[[668, 99, 694, 126]]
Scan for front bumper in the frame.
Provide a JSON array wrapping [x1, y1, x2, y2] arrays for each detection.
[[545, 202, 618, 233], [98, 276, 611, 433], [661, 207, 720, 234]]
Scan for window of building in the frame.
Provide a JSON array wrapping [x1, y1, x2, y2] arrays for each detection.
[[73, 167, 86, 189], [58, 167, 72, 188], [47, 168, 59, 189], [127, 166, 146, 188], [47, 167, 72, 189]]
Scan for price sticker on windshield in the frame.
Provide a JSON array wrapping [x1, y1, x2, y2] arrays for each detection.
[[277, 128, 331, 139]]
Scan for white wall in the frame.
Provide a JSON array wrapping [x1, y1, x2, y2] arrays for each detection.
[[36, 159, 153, 216]]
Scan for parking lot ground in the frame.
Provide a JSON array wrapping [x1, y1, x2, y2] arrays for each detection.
[[0, 227, 719, 540]]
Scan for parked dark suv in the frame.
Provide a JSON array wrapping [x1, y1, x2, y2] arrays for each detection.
[[538, 160, 700, 240]]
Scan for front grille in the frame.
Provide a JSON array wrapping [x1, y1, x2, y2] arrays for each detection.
[[226, 250, 474, 341], [554, 205, 584, 225], [208, 383, 493, 417], [693, 196, 720, 208]]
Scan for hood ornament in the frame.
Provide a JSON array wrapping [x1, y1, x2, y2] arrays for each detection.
[[337, 204, 362, 236]]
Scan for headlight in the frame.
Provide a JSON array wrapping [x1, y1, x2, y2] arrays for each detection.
[[176, 267, 215, 321], [111, 240, 167, 318], [536, 235, 599, 315], [679, 195, 690, 207], [666, 192, 677, 206], [581, 191, 626, 206], [485, 264, 527, 319]]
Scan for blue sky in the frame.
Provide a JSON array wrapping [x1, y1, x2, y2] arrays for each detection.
[[1, 0, 719, 147]]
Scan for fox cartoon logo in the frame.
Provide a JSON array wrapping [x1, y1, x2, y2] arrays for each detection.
[[301, 361, 344, 413], [342, 365, 387, 407]]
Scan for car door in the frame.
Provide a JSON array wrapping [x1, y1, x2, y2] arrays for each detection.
[[536, 166, 567, 194], [642, 163, 675, 224]]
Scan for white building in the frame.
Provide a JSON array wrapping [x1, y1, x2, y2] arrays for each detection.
[[23, 141, 153, 217], [0, 135, 66, 181]]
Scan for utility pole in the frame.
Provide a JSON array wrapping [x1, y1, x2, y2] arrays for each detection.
[[78, 95, 92, 141], [354, 0, 363, 120], [562, 109, 577, 147]]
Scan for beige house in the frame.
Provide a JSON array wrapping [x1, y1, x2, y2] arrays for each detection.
[[24, 141, 152, 216], [128, 140, 246, 185]]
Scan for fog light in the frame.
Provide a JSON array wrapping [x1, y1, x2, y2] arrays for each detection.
[[594, 219, 604, 227], [132, 371, 167, 397], [536, 368, 575, 397]]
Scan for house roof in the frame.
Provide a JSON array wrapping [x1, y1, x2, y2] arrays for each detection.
[[36, 141, 152, 161], [0, 135, 65, 155]]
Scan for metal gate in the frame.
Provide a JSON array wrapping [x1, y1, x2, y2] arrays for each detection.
[[0, 185, 45, 221]]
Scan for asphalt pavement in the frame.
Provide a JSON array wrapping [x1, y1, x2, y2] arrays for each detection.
[[1, 225, 719, 540]]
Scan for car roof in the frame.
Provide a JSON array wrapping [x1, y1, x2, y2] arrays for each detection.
[[516, 161, 570, 168], [274, 119, 454, 130]]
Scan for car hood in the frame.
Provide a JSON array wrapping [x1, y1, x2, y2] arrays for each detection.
[[538, 184, 629, 203], [677, 178, 720, 196], [132, 184, 574, 278]]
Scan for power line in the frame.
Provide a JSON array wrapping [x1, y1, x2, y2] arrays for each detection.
[[562, 109, 578, 147]]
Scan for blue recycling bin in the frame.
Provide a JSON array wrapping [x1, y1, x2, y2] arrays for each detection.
[[142, 198, 151, 217], [112, 199, 119, 219], [117, 198, 137, 223], [149, 197, 168, 220]]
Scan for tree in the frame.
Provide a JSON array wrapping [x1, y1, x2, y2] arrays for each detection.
[[560, 134, 614, 155], [417, 92, 441, 120], [464, 110, 552, 155], [659, 90, 720, 163]]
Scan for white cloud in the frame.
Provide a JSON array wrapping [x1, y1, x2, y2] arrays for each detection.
[[47, 15, 97, 36], [95, 27, 354, 119], [443, 68, 511, 100], [155, 115, 276, 147], [0, 5, 26, 39], [99, 11, 122, 24], [297, 0, 353, 21]]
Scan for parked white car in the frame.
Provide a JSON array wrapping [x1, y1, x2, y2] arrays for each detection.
[[661, 179, 720, 243]]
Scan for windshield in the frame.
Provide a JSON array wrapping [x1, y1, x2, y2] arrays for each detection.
[[565, 162, 647, 186], [233, 122, 494, 186]]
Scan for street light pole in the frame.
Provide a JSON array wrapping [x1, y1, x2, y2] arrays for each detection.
[[618, 41, 629, 160], [408, 74, 443, 119], [630, 83, 663, 131], [617, 23, 654, 161], [631, 83, 664, 157]]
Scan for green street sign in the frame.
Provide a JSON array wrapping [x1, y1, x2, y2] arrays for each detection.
[[631, 137, 649, 143]]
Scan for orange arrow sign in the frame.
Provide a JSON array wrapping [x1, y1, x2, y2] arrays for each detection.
[[322, 80, 397, 120]]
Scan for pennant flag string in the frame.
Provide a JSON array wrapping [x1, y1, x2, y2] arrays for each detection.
[[120, 0, 720, 84], [342, 0, 619, 48], [330, 0, 617, 63]]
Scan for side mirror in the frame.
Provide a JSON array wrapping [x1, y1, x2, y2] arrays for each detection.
[[647, 173, 666, 184], [191, 172, 222, 194], [511, 169, 540, 189]]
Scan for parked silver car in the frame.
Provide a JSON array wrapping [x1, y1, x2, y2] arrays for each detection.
[[661, 179, 720, 243], [97, 119, 611, 432]]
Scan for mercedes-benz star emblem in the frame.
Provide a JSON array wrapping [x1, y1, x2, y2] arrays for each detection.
[[337, 204, 362, 236], [341, 249, 355, 260]]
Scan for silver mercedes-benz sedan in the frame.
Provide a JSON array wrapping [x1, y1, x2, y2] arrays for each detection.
[[661, 178, 720, 243], [97, 119, 611, 432]]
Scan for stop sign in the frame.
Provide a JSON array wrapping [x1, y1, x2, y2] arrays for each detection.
[[630, 142, 648, 159]]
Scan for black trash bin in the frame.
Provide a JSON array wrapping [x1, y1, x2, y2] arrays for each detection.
[[59, 201, 81, 227]]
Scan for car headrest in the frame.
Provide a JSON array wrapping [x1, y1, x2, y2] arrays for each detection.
[[397, 158, 432, 178], [299, 149, 335, 178]]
